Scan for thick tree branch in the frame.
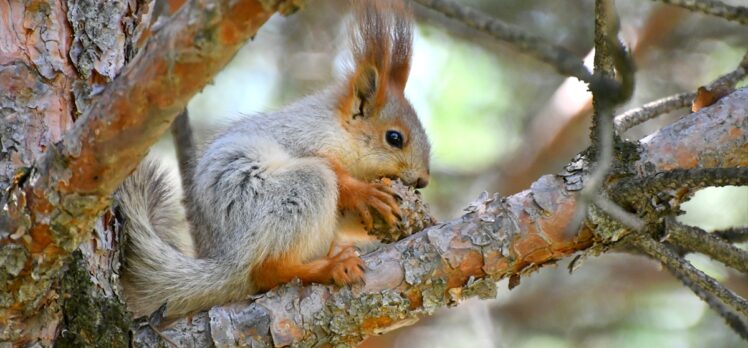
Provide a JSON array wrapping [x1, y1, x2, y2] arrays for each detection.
[[1, 0, 299, 319], [132, 87, 748, 347], [635, 88, 748, 174]]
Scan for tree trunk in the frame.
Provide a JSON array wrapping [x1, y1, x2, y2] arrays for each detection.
[[1, 0, 294, 345]]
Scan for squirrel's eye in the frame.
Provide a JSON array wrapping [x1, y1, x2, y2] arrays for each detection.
[[385, 130, 404, 149]]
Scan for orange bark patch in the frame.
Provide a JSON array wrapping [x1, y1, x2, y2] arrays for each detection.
[[28, 225, 53, 254], [673, 146, 699, 170], [404, 289, 423, 309], [691, 86, 718, 112], [512, 233, 550, 261], [537, 198, 577, 245], [523, 247, 554, 264], [362, 316, 394, 331], [219, 21, 242, 47], [276, 319, 305, 340], [446, 250, 485, 288], [728, 127, 742, 140], [482, 250, 509, 275]]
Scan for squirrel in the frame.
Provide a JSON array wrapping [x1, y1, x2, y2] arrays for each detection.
[[118, 0, 431, 319]]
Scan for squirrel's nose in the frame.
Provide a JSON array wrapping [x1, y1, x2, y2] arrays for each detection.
[[415, 176, 429, 189]]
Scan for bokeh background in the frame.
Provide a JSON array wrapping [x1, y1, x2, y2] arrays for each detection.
[[150, 0, 748, 347]]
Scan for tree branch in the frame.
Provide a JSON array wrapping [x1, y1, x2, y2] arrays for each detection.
[[614, 50, 748, 133], [636, 234, 748, 340], [653, 0, 748, 25], [132, 87, 748, 347], [1, 0, 299, 318], [630, 235, 748, 317], [665, 218, 748, 274], [610, 167, 748, 214], [635, 88, 748, 174], [412, 0, 592, 82], [567, 0, 634, 235], [714, 227, 748, 243], [614, 92, 693, 133]]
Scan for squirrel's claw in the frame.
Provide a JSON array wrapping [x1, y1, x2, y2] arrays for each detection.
[[329, 246, 365, 286], [355, 202, 375, 230], [367, 183, 401, 226]]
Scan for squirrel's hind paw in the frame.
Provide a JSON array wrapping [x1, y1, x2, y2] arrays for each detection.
[[328, 246, 366, 286]]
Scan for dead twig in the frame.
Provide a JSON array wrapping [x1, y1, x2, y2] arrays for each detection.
[[666, 218, 748, 274], [653, 0, 748, 25], [714, 227, 748, 244], [660, 251, 748, 340], [630, 235, 748, 318], [567, 0, 634, 235], [412, 0, 592, 82]]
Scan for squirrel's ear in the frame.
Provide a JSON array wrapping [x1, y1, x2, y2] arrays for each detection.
[[352, 65, 380, 117], [340, 64, 383, 120]]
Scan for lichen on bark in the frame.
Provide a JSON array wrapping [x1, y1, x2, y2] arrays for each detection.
[[57, 251, 131, 347]]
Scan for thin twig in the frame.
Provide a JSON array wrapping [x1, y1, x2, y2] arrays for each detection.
[[412, 0, 592, 82], [615, 50, 748, 133], [666, 218, 748, 274], [614, 92, 693, 133], [567, 0, 633, 236], [653, 0, 748, 25], [593, 196, 645, 232], [631, 235, 748, 318], [663, 255, 748, 340], [170, 108, 195, 195], [714, 227, 748, 244]]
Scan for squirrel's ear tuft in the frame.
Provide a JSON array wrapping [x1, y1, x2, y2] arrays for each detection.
[[389, 2, 413, 90], [339, 0, 414, 121]]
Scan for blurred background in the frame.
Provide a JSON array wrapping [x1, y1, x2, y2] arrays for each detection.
[[151, 0, 748, 346]]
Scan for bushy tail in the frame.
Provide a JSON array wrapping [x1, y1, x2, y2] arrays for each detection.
[[117, 161, 249, 318]]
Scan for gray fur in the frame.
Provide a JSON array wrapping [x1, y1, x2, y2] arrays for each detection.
[[119, 162, 252, 317]]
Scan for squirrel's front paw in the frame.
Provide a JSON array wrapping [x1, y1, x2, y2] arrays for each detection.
[[329, 247, 366, 286], [340, 179, 401, 229]]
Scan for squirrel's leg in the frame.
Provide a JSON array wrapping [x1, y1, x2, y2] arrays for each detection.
[[252, 246, 364, 290]]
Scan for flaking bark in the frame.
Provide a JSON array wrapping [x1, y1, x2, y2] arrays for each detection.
[[1, 0, 300, 344]]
